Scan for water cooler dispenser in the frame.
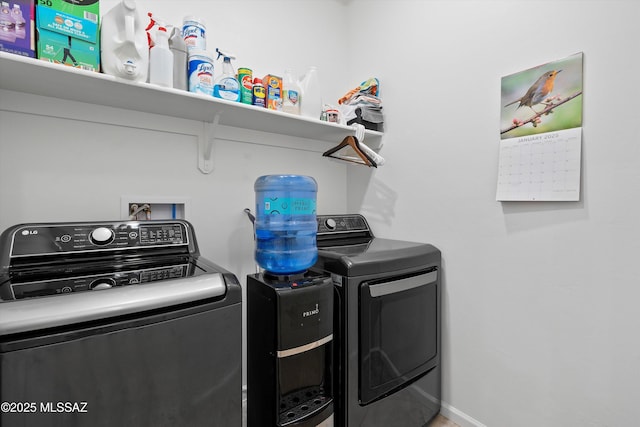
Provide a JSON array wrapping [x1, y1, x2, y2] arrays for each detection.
[[247, 175, 334, 426], [247, 273, 334, 426]]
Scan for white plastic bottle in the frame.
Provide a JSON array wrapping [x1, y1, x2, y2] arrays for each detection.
[[299, 66, 322, 119], [213, 49, 240, 102], [100, 0, 149, 82], [169, 26, 187, 90], [282, 69, 301, 115], [149, 26, 173, 87]]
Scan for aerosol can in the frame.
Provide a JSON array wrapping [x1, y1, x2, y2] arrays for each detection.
[[213, 48, 240, 102]]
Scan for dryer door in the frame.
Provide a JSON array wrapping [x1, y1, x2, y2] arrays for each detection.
[[358, 269, 438, 405]]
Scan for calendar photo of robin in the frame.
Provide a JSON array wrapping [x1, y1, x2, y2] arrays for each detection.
[[500, 52, 583, 139]]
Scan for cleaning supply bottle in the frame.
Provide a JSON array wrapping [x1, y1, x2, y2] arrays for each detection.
[[182, 16, 206, 51], [252, 77, 266, 107], [213, 48, 240, 102], [168, 26, 187, 90], [282, 69, 301, 115], [149, 26, 173, 87], [299, 66, 322, 119], [100, 0, 148, 82], [188, 49, 214, 96]]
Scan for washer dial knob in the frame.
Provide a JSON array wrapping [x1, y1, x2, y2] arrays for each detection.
[[90, 227, 114, 245]]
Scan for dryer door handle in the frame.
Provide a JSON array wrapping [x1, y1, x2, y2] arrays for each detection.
[[368, 270, 437, 297]]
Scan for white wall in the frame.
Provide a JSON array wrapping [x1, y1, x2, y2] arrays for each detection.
[[2, 1, 639, 426], [347, 1, 640, 426], [0, 0, 353, 397], [1, 0, 353, 281]]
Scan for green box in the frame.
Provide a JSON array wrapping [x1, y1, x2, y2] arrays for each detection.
[[37, 28, 99, 71], [36, 0, 100, 71]]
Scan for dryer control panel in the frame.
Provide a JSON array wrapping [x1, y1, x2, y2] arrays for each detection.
[[317, 214, 370, 234]]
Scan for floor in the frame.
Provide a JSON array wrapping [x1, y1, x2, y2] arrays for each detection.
[[429, 414, 461, 427]]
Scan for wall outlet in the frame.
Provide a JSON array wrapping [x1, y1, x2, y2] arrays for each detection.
[[121, 196, 190, 220]]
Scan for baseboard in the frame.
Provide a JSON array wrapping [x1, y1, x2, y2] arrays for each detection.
[[440, 401, 487, 427]]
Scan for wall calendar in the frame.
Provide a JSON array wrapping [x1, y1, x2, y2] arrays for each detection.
[[497, 52, 583, 201]]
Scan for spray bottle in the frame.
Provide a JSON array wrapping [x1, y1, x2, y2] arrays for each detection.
[[213, 48, 240, 102], [149, 25, 173, 87]]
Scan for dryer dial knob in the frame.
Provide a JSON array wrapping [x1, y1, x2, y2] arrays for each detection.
[[90, 227, 114, 245], [325, 218, 337, 230], [90, 278, 116, 290]]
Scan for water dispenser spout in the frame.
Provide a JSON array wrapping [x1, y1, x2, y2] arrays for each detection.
[[243, 208, 255, 224], [123, 60, 136, 75]]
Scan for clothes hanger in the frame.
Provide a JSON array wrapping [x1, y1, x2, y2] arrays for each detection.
[[322, 135, 377, 167]]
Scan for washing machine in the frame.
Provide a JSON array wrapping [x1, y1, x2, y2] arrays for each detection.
[[311, 214, 441, 427], [0, 219, 242, 427]]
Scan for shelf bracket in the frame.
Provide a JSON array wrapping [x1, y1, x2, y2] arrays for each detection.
[[198, 113, 221, 174]]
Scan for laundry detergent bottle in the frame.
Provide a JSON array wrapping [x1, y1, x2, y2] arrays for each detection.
[[254, 175, 318, 275], [100, 0, 148, 82]]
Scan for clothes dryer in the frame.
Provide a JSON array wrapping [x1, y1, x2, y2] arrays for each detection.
[[312, 214, 441, 427]]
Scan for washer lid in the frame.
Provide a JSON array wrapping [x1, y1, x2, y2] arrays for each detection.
[[316, 237, 440, 277], [0, 273, 227, 336]]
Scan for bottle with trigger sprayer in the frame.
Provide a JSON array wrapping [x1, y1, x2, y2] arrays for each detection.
[[149, 24, 173, 87], [213, 48, 240, 102]]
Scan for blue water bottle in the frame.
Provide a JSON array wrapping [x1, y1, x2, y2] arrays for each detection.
[[254, 175, 318, 275]]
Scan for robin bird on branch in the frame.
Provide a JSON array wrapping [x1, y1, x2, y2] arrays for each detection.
[[504, 70, 562, 113]]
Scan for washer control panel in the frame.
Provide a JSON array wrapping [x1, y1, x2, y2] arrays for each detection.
[[10, 264, 191, 299], [8, 221, 189, 257]]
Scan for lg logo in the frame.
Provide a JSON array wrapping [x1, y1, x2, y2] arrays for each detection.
[[21, 230, 38, 236]]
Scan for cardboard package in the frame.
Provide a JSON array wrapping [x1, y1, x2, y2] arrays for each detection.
[[36, 0, 100, 71], [0, 0, 36, 58]]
